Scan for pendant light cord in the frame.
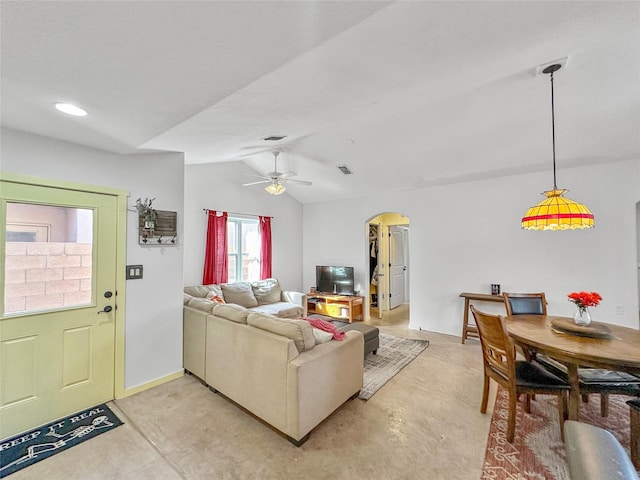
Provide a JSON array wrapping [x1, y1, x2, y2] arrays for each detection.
[[550, 70, 557, 190]]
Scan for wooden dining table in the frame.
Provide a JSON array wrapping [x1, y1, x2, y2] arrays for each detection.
[[505, 314, 640, 421]]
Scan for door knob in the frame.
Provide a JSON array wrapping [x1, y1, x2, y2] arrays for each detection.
[[98, 305, 113, 314], [104, 291, 113, 298]]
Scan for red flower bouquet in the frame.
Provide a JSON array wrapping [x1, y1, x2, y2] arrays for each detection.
[[567, 291, 602, 312]]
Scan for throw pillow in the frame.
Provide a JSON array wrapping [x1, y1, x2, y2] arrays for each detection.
[[206, 292, 226, 304], [300, 317, 346, 340], [312, 328, 334, 344]]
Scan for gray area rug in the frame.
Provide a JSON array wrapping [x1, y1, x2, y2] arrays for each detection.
[[359, 332, 429, 400]]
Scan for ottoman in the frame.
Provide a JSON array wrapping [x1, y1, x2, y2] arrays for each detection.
[[334, 321, 379, 357]]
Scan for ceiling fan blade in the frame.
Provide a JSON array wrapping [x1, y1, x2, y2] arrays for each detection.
[[244, 173, 269, 179], [279, 170, 298, 178], [242, 180, 271, 187], [237, 147, 275, 158], [283, 179, 312, 186]]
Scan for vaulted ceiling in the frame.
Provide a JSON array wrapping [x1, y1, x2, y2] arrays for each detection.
[[2, 1, 638, 203]]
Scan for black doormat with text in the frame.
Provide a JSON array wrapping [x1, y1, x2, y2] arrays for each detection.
[[0, 403, 123, 478]]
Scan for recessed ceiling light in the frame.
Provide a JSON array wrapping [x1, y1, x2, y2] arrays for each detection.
[[54, 102, 88, 117]]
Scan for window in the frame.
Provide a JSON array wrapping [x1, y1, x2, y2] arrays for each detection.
[[4, 203, 93, 315], [227, 218, 260, 282]]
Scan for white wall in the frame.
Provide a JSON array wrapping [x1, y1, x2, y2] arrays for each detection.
[[183, 161, 304, 291], [304, 159, 640, 335], [4, 126, 637, 387], [1, 127, 185, 390]]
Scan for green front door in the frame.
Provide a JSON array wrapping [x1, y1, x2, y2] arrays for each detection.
[[1, 180, 118, 438]]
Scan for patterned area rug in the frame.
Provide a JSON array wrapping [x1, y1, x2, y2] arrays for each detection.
[[359, 332, 429, 400], [482, 387, 637, 479]]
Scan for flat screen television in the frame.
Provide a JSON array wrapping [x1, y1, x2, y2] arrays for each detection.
[[315, 265, 355, 295]]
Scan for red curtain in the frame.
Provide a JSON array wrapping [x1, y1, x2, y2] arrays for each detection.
[[259, 216, 272, 280], [202, 211, 228, 285]]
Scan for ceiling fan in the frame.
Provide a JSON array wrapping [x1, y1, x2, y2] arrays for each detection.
[[242, 150, 312, 195]]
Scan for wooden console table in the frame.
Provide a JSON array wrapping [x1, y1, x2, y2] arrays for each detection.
[[459, 292, 506, 344], [307, 294, 364, 323]]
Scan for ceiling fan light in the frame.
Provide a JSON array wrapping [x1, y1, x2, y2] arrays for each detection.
[[521, 189, 594, 230], [265, 183, 286, 195]]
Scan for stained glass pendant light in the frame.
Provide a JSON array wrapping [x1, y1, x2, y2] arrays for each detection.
[[521, 64, 594, 230]]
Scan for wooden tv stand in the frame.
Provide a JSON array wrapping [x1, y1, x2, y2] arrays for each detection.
[[307, 294, 364, 323]]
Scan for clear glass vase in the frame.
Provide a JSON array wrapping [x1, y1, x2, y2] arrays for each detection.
[[573, 306, 592, 326]]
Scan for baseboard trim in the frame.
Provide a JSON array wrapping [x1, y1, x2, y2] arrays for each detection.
[[119, 369, 184, 398]]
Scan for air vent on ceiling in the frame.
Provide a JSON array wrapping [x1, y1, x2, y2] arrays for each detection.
[[337, 165, 353, 175], [263, 135, 287, 141]]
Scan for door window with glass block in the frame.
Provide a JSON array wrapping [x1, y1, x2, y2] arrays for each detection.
[[4, 203, 93, 315]]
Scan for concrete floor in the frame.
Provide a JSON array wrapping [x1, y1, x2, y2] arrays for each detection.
[[11, 305, 495, 480]]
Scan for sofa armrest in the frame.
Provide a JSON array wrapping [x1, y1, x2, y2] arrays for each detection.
[[183, 306, 208, 380], [282, 291, 308, 316], [565, 420, 640, 480], [286, 330, 364, 440]]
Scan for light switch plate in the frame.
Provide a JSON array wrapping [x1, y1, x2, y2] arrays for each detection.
[[126, 265, 143, 280]]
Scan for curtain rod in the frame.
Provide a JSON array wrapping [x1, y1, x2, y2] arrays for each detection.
[[202, 208, 273, 219]]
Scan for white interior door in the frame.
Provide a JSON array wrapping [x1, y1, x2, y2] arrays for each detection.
[[389, 226, 406, 310], [1, 181, 118, 438]]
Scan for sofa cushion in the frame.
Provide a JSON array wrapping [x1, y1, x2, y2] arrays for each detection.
[[247, 312, 315, 352], [213, 303, 250, 324], [220, 282, 258, 308], [184, 293, 193, 305], [250, 302, 303, 319], [251, 278, 282, 305], [184, 284, 223, 299], [187, 297, 217, 313]]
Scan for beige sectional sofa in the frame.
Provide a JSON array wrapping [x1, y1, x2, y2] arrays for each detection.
[[183, 279, 364, 445], [184, 278, 308, 319]]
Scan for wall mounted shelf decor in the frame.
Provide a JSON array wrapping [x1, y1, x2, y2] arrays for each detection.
[[139, 209, 177, 245]]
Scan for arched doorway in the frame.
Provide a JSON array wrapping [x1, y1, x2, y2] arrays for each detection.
[[366, 212, 410, 326]]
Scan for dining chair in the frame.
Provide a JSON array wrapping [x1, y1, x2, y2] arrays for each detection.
[[552, 365, 640, 417], [503, 292, 640, 417], [502, 292, 547, 362], [470, 305, 569, 443], [503, 292, 547, 316]]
